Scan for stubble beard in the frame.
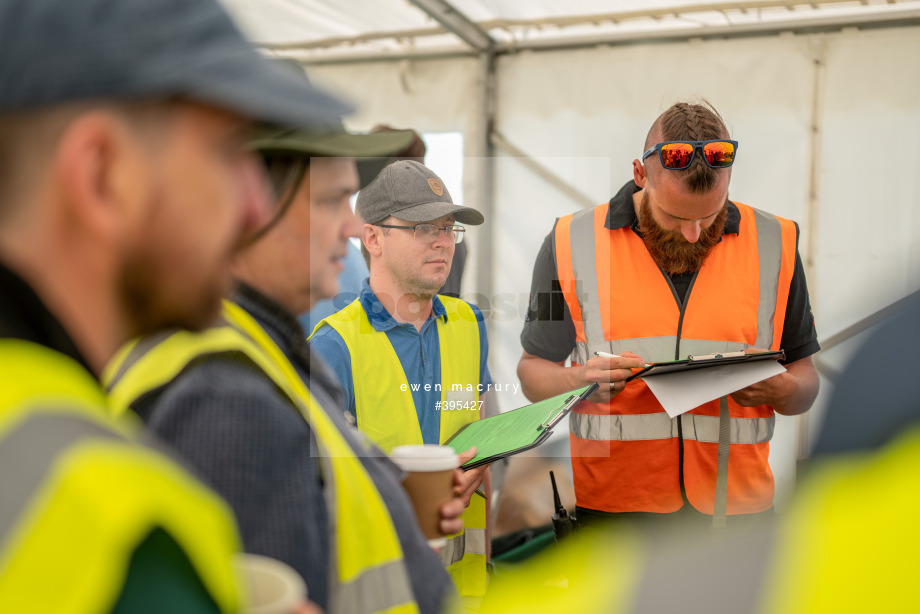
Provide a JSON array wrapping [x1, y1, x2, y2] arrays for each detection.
[[388, 259, 449, 301], [406, 271, 444, 300], [118, 251, 228, 337], [117, 189, 234, 337]]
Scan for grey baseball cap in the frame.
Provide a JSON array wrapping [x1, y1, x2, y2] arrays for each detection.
[[0, 0, 352, 127], [357, 160, 484, 226]]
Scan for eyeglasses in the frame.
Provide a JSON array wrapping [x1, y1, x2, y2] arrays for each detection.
[[377, 223, 465, 244], [642, 140, 739, 170]]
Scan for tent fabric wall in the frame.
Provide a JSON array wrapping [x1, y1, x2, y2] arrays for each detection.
[[307, 57, 481, 134], [304, 24, 920, 509], [817, 27, 920, 337]]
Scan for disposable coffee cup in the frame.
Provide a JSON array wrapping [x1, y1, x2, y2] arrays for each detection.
[[233, 553, 307, 614], [390, 444, 459, 548]]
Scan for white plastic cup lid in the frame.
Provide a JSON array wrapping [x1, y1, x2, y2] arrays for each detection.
[[389, 444, 459, 472], [233, 553, 307, 614]]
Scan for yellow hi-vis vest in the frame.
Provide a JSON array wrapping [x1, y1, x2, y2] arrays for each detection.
[[103, 301, 420, 614], [314, 295, 488, 598], [0, 339, 242, 614]]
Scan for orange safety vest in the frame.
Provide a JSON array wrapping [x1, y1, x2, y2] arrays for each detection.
[[555, 201, 797, 515]]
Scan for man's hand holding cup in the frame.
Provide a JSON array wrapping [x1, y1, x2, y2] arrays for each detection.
[[390, 444, 465, 550]]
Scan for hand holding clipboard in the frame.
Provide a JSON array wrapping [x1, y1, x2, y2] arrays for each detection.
[[594, 349, 786, 381], [596, 349, 787, 417]]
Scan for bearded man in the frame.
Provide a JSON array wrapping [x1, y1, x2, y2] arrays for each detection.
[[0, 0, 348, 610], [517, 101, 820, 530]]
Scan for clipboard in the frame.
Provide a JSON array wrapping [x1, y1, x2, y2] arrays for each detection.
[[625, 350, 785, 382], [444, 383, 598, 470]]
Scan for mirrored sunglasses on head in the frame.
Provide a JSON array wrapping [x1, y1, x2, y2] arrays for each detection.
[[642, 139, 738, 170]]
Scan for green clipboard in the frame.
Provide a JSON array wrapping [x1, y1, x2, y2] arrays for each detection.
[[624, 349, 786, 382], [444, 383, 598, 470]]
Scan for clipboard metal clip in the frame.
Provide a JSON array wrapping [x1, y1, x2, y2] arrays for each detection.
[[537, 385, 598, 431], [689, 351, 746, 361], [537, 395, 575, 431]]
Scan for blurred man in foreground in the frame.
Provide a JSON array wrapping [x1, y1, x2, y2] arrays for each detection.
[[0, 0, 347, 611]]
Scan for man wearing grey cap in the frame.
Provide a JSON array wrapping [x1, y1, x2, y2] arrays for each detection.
[[310, 160, 493, 602], [0, 0, 346, 611]]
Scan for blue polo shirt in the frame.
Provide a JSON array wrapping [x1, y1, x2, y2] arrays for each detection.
[[309, 279, 492, 445]]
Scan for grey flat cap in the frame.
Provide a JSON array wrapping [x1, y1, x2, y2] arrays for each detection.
[[357, 160, 484, 226], [0, 0, 351, 127], [249, 99, 417, 188]]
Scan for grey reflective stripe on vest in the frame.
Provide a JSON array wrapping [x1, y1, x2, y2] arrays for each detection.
[[751, 207, 784, 351], [320, 438, 416, 614], [438, 528, 488, 567], [570, 412, 774, 444], [677, 339, 751, 359], [0, 412, 122, 542], [334, 560, 416, 614], [682, 413, 774, 444], [104, 329, 175, 391], [573, 338, 750, 365], [573, 337, 679, 365], [570, 411, 675, 442], [713, 396, 731, 529], [569, 207, 605, 345]]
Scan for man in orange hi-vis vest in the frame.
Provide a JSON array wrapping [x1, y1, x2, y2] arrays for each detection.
[[517, 101, 820, 530]]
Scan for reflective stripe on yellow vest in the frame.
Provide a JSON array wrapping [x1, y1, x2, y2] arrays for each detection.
[[0, 339, 242, 614], [316, 296, 488, 597], [555, 202, 797, 515], [104, 302, 420, 614]]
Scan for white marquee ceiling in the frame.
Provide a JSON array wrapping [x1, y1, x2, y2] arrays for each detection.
[[221, 0, 920, 62]]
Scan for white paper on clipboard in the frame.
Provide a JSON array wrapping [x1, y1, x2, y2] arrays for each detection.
[[643, 360, 786, 418]]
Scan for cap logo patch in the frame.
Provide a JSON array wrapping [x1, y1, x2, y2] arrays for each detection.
[[427, 178, 444, 197]]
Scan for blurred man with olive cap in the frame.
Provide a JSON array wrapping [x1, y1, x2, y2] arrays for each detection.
[[310, 160, 494, 603], [0, 0, 348, 611], [104, 95, 466, 612]]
